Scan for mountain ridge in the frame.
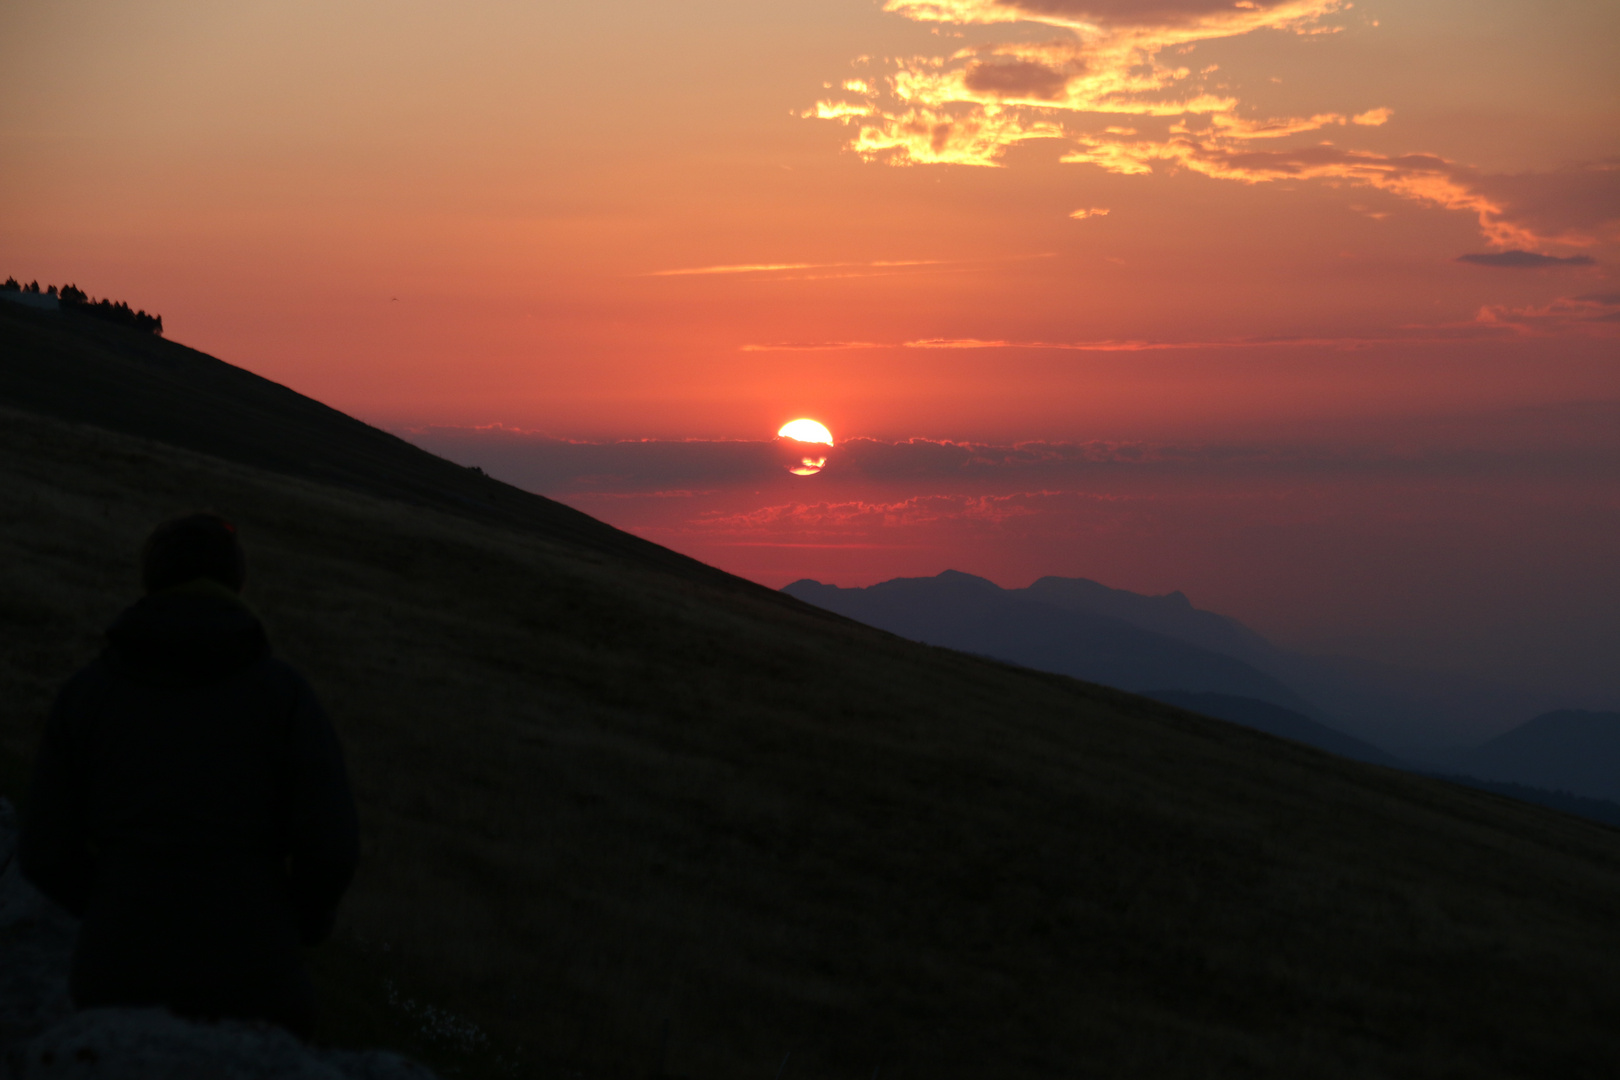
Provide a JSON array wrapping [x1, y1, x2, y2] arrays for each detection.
[[0, 303, 777, 599], [1440, 709, 1620, 803], [788, 569, 1582, 752], [784, 572, 1317, 713]]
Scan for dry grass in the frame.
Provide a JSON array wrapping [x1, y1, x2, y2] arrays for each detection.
[[2, 402, 1619, 1079]]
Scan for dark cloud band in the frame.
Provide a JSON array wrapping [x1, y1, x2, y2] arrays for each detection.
[[1457, 251, 1597, 269], [403, 403, 1620, 497]]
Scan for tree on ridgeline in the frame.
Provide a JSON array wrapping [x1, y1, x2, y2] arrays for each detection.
[[4, 277, 164, 335]]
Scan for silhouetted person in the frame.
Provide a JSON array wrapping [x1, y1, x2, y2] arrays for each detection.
[[20, 514, 359, 1039]]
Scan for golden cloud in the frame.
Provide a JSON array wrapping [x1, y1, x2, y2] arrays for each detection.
[[809, 0, 1609, 248], [1060, 137, 1547, 247]]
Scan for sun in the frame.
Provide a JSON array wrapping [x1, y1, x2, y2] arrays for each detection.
[[776, 418, 833, 475], [777, 418, 833, 445]]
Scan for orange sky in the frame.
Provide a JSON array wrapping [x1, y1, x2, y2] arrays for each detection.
[[4, 0, 1618, 707]]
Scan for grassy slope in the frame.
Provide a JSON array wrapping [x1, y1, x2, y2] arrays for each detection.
[[2, 322, 1619, 1078], [0, 304, 754, 594]]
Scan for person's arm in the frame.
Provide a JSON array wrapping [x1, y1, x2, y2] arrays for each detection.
[[283, 674, 360, 946], [19, 675, 97, 917]]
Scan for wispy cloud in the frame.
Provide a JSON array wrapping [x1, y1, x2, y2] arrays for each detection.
[[1457, 251, 1597, 269], [647, 252, 1055, 281], [742, 310, 1620, 352], [692, 490, 1117, 536], [808, 0, 1617, 249], [740, 336, 1329, 352], [1472, 292, 1620, 331], [647, 258, 947, 277]]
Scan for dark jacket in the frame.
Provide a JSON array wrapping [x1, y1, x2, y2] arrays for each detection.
[[19, 583, 359, 1037]]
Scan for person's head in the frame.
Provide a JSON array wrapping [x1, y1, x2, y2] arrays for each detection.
[[141, 513, 247, 595]]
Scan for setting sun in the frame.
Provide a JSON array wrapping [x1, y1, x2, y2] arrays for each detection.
[[777, 419, 833, 445]]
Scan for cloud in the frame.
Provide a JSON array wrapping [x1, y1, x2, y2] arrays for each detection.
[[648, 258, 946, 277], [1069, 206, 1110, 219], [1061, 135, 1555, 248], [1457, 251, 1597, 268], [1471, 292, 1620, 331], [806, 0, 1336, 167], [962, 58, 1072, 100], [401, 405, 1620, 501], [742, 309, 1620, 351], [808, 0, 1615, 250], [886, 0, 1328, 32], [1475, 160, 1620, 246], [740, 336, 1278, 351], [691, 490, 1137, 538], [1209, 111, 1356, 139], [649, 251, 1058, 282]]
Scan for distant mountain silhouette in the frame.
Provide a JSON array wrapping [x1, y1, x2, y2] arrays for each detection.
[[1021, 576, 1277, 663], [784, 571, 1315, 711], [1442, 710, 1620, 803], [1017, 575, 1575, 751], [1146, 691, 1399, 767], [796, 570, 1581, 753]]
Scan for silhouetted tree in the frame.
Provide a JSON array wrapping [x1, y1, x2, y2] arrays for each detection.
[[4, 277, 162, 335], [54, 281, 163, 335]]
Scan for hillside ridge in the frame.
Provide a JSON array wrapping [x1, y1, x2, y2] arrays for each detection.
[[0, 303, 787, 602]]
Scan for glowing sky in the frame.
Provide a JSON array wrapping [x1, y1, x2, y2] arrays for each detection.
[[3, 0, 1617, 712]]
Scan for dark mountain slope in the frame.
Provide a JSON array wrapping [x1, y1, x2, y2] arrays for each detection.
[[784, 572, 1316, 711], [1425, 774, 1620, 829], [1, 316, 1619, 1077], [0, 303, 758, 595], [1146, 691, 1400, 767], [1447, 710, 1620, 803], [1022, 575, 1277, 664]]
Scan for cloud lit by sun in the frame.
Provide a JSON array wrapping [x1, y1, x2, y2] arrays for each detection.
[[787, 456, 828, 476], [804, 0, 1611, 250]]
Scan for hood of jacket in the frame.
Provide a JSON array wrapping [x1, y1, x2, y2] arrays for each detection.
[[104, 580, 270, 686]]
